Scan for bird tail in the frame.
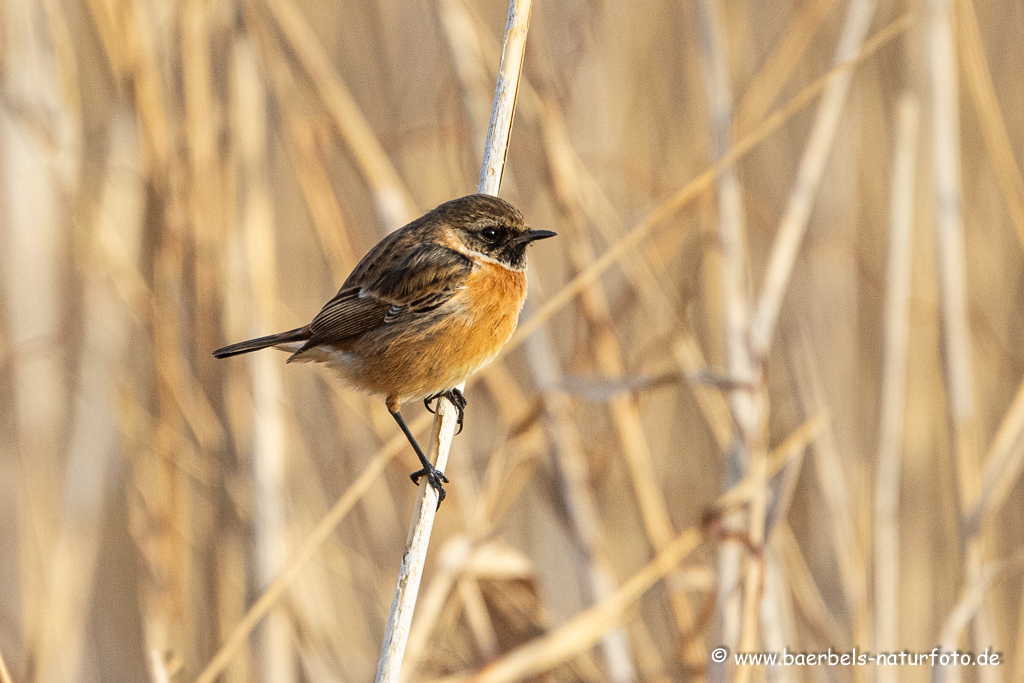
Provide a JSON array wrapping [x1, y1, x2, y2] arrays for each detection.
[[212, 326, 311, 359]]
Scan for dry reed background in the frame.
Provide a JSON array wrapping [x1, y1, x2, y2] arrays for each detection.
[[2, 0, 1024, 681]]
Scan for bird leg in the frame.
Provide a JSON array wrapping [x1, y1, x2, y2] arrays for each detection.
[[389, 408, 449, 507], [423, 388, 467, 434]]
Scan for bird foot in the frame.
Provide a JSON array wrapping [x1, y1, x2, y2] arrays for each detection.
[[423, 388, 467, 434], [410, 463, 450, 507]]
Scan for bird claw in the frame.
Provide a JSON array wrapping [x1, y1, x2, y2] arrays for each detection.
[[423, 388, 467, 434], [413, 389, 465, 507], [410, 464, 450, 508]]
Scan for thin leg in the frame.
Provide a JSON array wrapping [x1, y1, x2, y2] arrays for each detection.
[[422, 388, 467, 434], [389, 407, 449, 506]]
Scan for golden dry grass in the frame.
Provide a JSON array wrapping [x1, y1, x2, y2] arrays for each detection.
[[1, 0, 1023, 681]]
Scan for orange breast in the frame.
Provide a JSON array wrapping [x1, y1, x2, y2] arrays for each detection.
[[456, 261, 528, 371], [334, 261, 528, 405]]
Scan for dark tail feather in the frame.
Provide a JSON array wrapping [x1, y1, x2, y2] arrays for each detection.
[[212, 327, 310, 359]]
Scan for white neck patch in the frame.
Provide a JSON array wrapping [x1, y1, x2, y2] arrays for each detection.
[[450, 242, 526, 272]]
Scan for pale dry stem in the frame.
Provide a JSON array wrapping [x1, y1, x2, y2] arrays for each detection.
[[873, 93, 920, 679], [265, 0, 417, 229], [375, 2, 533, 681]]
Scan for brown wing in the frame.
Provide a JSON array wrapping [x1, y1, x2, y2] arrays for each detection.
[[296, 237, 473, 353]]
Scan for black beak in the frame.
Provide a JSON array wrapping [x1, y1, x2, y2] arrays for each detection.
[[520, 229, 557, 243]]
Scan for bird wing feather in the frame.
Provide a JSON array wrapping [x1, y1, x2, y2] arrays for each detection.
[[299, 236, 473, 350]]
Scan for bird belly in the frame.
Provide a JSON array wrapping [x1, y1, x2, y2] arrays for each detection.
[[290, 344, 364, 378]]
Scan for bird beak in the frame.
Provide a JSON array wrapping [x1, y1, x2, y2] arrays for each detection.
[[520, 229, 557, 243]]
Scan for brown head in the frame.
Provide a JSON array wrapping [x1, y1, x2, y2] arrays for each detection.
[[430, 194, 556, 271]]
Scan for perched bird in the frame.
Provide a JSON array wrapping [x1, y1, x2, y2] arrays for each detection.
[[213, 194, 555, 504]]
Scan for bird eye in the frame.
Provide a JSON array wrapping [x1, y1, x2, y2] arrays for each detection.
[[481, 227, 500, 242]]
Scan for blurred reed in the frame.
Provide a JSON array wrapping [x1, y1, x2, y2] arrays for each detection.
[[2, 0, 1024, 682]]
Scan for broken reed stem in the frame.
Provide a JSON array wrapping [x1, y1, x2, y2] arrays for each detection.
[[374, 2, 532, 681]]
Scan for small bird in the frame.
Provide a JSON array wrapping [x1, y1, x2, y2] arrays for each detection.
[[214, 194, 555, 504]]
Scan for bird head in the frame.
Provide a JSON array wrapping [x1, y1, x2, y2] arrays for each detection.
[[434, 194, 556, 271]]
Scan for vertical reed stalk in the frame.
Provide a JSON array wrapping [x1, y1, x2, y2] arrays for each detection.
[[374, 2, 533, 680], [954, 0, 1024, 251], [929, 0, 994, 679], [537, 62, 697, 681], [694, 3, 781, 680], [749, 0, 878, 357], [695, 2, 758, 678], [2, 0, 73, 674], [237, 28, 296, 683], [42, 113, 143, 683], [524, 322, 639, 682], [743, 0, 878, 668], [265, 0, 418, 229], [873, 93, 919, 683]]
